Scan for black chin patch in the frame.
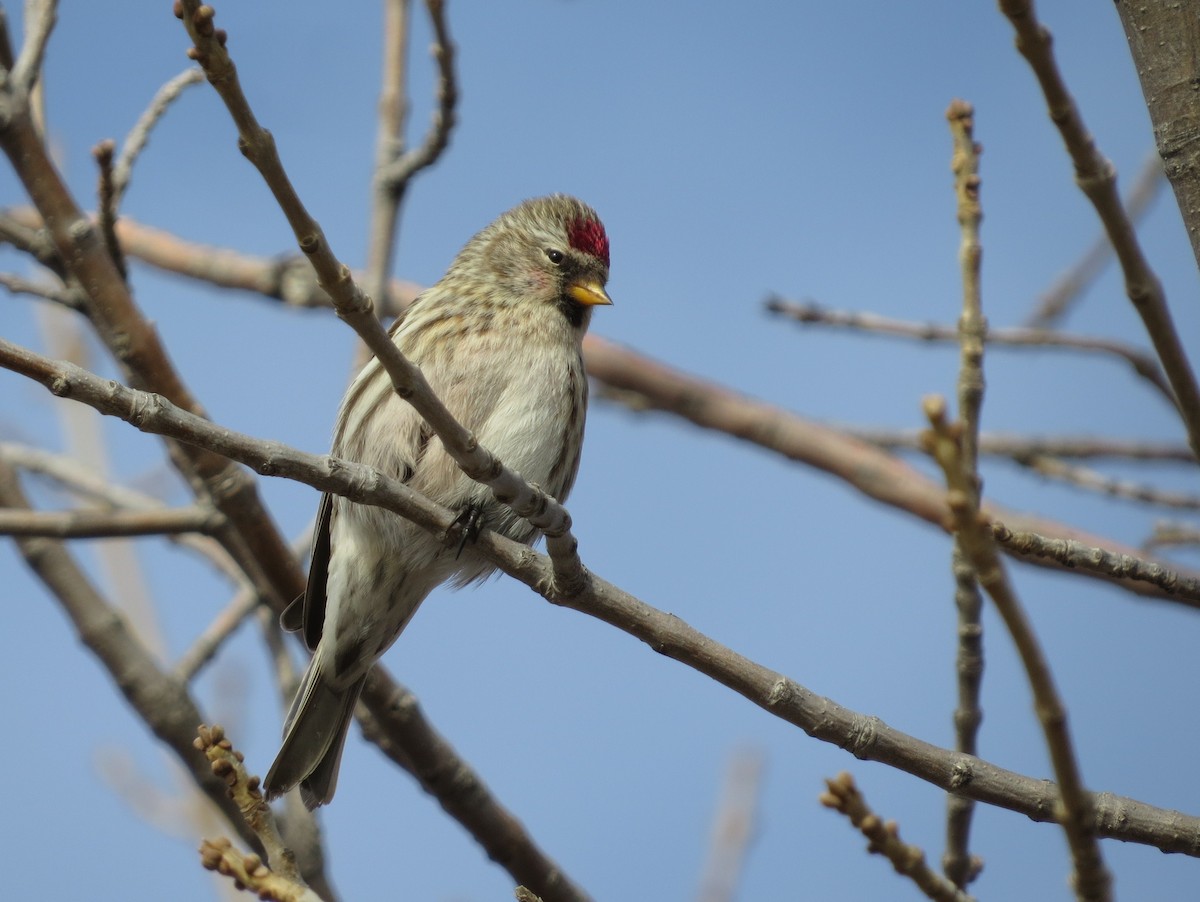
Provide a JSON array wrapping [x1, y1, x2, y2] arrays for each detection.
[[556, 295, 586, 329]]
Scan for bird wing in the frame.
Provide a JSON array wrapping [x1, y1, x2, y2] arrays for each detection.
[[280, 490, 333, 651]]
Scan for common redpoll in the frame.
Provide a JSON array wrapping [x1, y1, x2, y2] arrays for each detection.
[[264, 195, 612, 807]]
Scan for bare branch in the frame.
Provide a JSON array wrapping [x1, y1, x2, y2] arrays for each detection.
[[0, 271, 82, 309], [697, 748, 764, 902], [841, 428, 1196, 464], [9, 0, 56, 94], [357, 676, 595, 902], [376, 0, 459, 189], [1026, 151, 1164, 328], [766, 298, 1175, 405], [112, 67, 205, 205], [0, 7, 14, 72], [1113, 5, 1200, 272], [1017, 455, 1200, 511], [362, 0, 413, 307], [993, 521, 1200, 599], [942, 99, 985, 891], [582, 338, 1200, 605], [1145, 520, 1200, 551], [998, 0, 1200, 460], [925, 395, 1111, 901], [194, 725, 306, 886], [175, 1, 583, 595], [5, 339, 1200, 859], [822, 772, 975, 902], [0, 458, 264, 855], [91, 139, 127, 280], [0, 504, 221, 538]]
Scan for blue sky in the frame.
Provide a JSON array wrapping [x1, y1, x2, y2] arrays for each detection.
[[3, 1, 1199, 900]]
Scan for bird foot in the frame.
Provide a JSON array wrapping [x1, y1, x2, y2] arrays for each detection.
[[449, 504, 484, 560]]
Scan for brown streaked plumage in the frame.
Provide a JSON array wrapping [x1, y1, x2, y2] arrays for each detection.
[[264, 195, 612, 807]]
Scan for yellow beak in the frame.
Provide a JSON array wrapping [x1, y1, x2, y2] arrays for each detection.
[[567, 279, 614, 307]]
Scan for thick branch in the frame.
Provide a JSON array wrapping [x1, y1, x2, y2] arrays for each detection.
[[998, 0, 1200, 460], [4, 339, 1200, 859], [1113, 4, 1200, 274]]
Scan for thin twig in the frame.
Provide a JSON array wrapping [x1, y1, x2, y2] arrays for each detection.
[[91, 139, 127, 280], [0, 7, 14, 72], [362, 0, 413, 307], [194, 725, 306, 885], [0, 505, 221, 538], [174, 526, 313, 682], [9, 0, 56, 94], [1026, 151, 1164, 328], [1017, 454, 1200, 510], [376, 0, 458, 189], [1145, 520, 1200, 550], [765, 298, 1175, 405], [176, 1, 583, 596], [993, 520, 1200, 598], [942, 99, 987, 892], [0, 459, 264, 854], [697, 748, 765, 902], [175, 592, 262, 681], [6, 340, 1200, 860], [840, 428, 1196, 463], [998, 0, 1200, 460], [924, 396, 1113, 902], [0, 271, 82, 308], [822, 772, 975, 902], [112, 67, 205, 205]]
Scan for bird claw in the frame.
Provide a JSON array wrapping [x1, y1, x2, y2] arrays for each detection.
[[450, 504, 484, 560]]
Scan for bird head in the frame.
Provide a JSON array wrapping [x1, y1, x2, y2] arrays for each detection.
[[447, 194, 613, 330]]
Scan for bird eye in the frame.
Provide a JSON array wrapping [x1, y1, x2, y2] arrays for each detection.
[[545, 248, 565, 265]]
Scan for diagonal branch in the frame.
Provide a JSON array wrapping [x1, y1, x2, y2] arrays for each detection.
[[0, 458, 266, 858], [765, 298, 1175, 405], [5, 338, 1200, 860], [997, 0, 1200, 461], [925, 396, 1112, 901], [176, 0, 582, 594]]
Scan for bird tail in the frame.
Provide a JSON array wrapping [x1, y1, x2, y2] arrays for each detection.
[[263, 661, 366, 809]]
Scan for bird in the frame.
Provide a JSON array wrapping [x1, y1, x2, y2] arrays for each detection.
[[263, 194, 612, 808]]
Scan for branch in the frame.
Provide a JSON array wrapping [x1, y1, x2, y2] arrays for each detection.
[[1016, 454, 1200, 511], [697, 748, 764, 902], [175, 1, 584, 595], [0, 504, 221, 538], [0, 458, 265, 856], [765, 299, 1175, 405], [1112, 5, 1200, 273], [363, 0, 458, 307], [942, 100, 985, 891], [0, 271, 83, 309], [356, 676, 595, 902], [841, 428, 1196, 464], [375, 0, 458, 189], [1025, 151, 1164, 328], [822, 772, 975, 902], [992, 521, 1200, 599], [924, 396, 1112, 902], [194, 725, 308, 889], [9, 0, 56, 95], [112, 67, 205, 206], [998, 0, 1200, 460], [6, 340, 1200, 860], [582, 338, 1200, 606]]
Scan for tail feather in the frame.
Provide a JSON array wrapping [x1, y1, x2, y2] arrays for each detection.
[[264, 663, 365, 809]]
